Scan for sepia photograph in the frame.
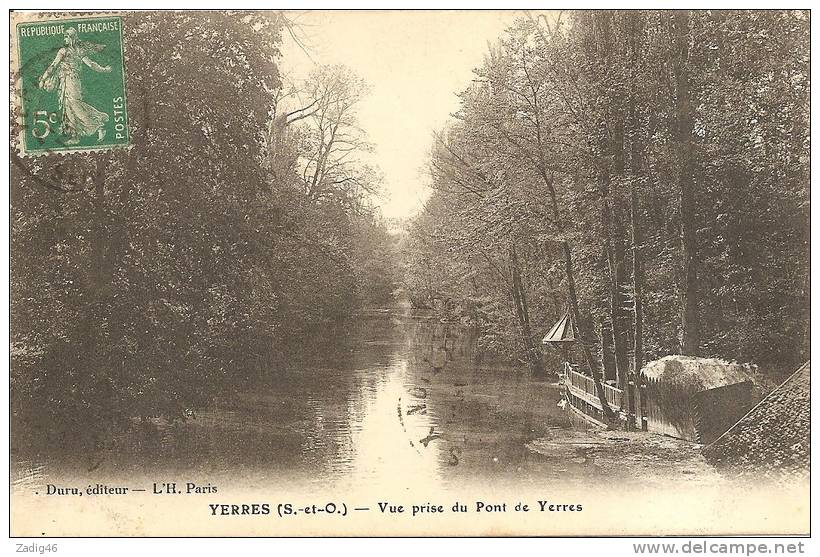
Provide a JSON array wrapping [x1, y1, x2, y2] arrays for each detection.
[[7, 6, 812, 539]]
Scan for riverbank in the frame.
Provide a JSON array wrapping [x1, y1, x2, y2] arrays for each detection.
[[527, 429, 723, 490], [11, 311, 729, 494]]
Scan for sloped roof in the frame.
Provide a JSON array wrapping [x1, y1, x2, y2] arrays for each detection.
[[542, 311, 575, 344], [702, 361, 810, 482], [641, 355, 755, 390]]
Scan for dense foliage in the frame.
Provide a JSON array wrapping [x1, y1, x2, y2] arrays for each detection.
[[11, 12, 397, 447], [403, 11, 809, 381]]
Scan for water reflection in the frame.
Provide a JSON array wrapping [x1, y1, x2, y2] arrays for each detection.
[[347, 358, 441, 492], [12, 311, 587, 491]]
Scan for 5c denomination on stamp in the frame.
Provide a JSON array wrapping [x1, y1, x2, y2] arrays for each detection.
[[13, 14, 129, 155]]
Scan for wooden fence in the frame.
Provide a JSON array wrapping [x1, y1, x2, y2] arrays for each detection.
[[564, 364, 623, 412], [561, 363, 648, 430]]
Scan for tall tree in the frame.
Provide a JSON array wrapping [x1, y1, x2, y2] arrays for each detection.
[[671, 11, 700, 355], [405, 9, 809, 396]]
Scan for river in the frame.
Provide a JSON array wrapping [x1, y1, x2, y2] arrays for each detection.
[[13, 309, 811, 536], [13, 309, 726, 494]]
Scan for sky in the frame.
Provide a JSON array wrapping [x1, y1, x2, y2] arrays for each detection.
[[278, 11, 527, 220]]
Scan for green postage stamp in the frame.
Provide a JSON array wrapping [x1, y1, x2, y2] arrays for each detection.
[[13, 14, 129, 155]]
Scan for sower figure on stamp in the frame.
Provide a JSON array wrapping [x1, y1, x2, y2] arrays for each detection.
[[38, 27, 112, 145]]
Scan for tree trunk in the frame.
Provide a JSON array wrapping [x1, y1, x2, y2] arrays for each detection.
[[628, 185, 642, 429], [602, 197, 630, 390], [509, 243, 545, 377], [628, 12, 644, 428], [600, 318, 617, 382], [629, 12, 645, 426], [542, 174, 617, 422], [562, 240, 617, 423], [672, 10, 700, 355], [592, 12, 631, 396]]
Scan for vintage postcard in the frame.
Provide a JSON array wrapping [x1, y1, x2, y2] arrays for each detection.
[[8, 9, 811, 538]]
